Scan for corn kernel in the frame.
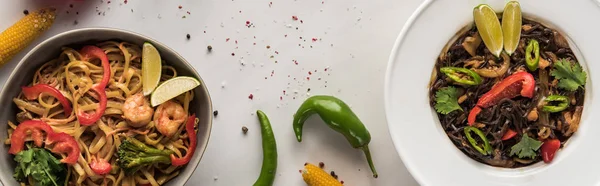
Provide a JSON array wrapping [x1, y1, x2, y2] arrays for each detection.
[[302, 163, 343, 186], [0, 8, 56, 66]]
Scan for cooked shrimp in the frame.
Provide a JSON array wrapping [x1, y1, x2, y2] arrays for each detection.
[[122, 93, 153, 127], [154, 100, 187, 137]]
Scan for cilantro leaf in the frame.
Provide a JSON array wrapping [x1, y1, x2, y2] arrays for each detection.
[[510, 135, 543, 159], [551, 59, 587, 91], [434, 86, 463, 114], [13, 147, 66, 186]]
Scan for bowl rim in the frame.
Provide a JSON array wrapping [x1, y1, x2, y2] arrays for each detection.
[[0, 27, 213, 186], [383, 1, 433, 185]]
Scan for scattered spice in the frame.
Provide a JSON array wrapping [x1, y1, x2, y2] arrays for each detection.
[[207, 45, 213, 51], [74, 20, 79, 25], [23, 9, 29, 15], [213, 110, 218, 117], [300, 20, 304, 24], [330, 171, 338, 179], [319, 162, 325, 168], [248, 94, 254, 100], [266, 45, 271, 49], [231, 53, 235, 56], [341, 180, 344, 184], [178, 5, 182, 9], [226, 38, 230, 42], [292, 16, 298, 20], [186, 34, 191, 40], [124, 0, 128, 4], [242, 126, 248, 134], [312, 38, 318, 42], [187, 11, 191, 15], [307, 88, 311, 92], [69, 4, 74, 8]]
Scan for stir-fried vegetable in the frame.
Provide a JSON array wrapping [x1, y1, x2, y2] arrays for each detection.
[[170, 114, 198, 166], [434, 86, 463, 114], [551, 59, 587, 91], [472, 53, 511, 78], [510, 135, 542, 159], [542, 95, 569, 113], [440, 67, 482, 85], [525, 39, 540, 71], [468, 72, 535, 125], [117, 137, 174, 175], [464, 126, 492, 155], [13, 147, 66, 186], [541, 139, 561, 163]]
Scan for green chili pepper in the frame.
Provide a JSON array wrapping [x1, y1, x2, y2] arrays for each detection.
[[525, 39, 540, 71], [253, 110, 278, 186], [464, 126, 492, 155], [542, 95, 569, 113], [440, 67, 482, 85], [293, 95, 378, 178]]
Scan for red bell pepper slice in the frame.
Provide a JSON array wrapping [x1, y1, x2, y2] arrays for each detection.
[[9, 120, 54, 154], [77, 46, 110, 125], [22, 84, 72, 117], [170, 114, 197, 166], [541, 139, 561, 163], [46, 132, 81, 165], [90, 156, 112, 175], [468, 72, 536, 125], [501, 129, 517, 140]]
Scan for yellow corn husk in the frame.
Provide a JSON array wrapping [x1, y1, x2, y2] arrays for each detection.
[[0, 8, 56, 66], [302, 163, 343, 186]]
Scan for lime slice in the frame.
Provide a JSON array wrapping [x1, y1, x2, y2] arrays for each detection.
[[151, 76, 201, 107], [142, 42, 162, 96], [473, 4, 503, 57], [502, 1, 522, 56]]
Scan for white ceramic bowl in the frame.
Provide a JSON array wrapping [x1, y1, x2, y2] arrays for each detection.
[[385, 0, 600, 185]]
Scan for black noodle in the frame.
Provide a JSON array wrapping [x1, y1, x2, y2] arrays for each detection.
[[429, 18, 585, 168]]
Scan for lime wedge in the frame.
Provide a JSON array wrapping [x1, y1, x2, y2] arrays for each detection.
[[502, 1, 522, 56], [151, 76, 200, 107], [473, 4, 503, 57], [142, 42, 162, 96]]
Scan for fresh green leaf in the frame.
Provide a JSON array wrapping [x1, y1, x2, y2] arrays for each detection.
[[13, 147, 66, 186], [510, 135, 543, 159], [434, 86, 463, 114], [551, 59, 586, 91]]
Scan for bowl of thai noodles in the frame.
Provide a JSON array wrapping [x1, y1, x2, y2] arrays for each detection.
[[386, 0, 600, 185], [0, 28, 212, 186]]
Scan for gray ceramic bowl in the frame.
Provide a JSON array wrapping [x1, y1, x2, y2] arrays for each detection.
[[0, 28, 213, 186]]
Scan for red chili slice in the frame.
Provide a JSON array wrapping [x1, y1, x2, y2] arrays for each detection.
[[90, 156, 112, 175], [46, 132, 81, 165], [170, 114, 197, 166], [9, 120, 54, 154], [501, 129, 517, 141], [22, 84, 72, 117], [541, 139, 561, 163], [468, 72, 536, 125], [77, 46, 110, 125]]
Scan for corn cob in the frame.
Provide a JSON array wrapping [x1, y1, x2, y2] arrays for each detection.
[[302, 163, 343, 186], [0, 8, 56, 66]]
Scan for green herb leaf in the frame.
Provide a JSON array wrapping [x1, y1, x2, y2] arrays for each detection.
[[434, 86, 463, 114], [13, 147, 66, 186], [551, 59, 586, 91], [510, 135, 543, 159]]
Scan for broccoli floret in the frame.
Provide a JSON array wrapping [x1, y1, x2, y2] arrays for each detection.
[[117, 137, 173, 175]]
